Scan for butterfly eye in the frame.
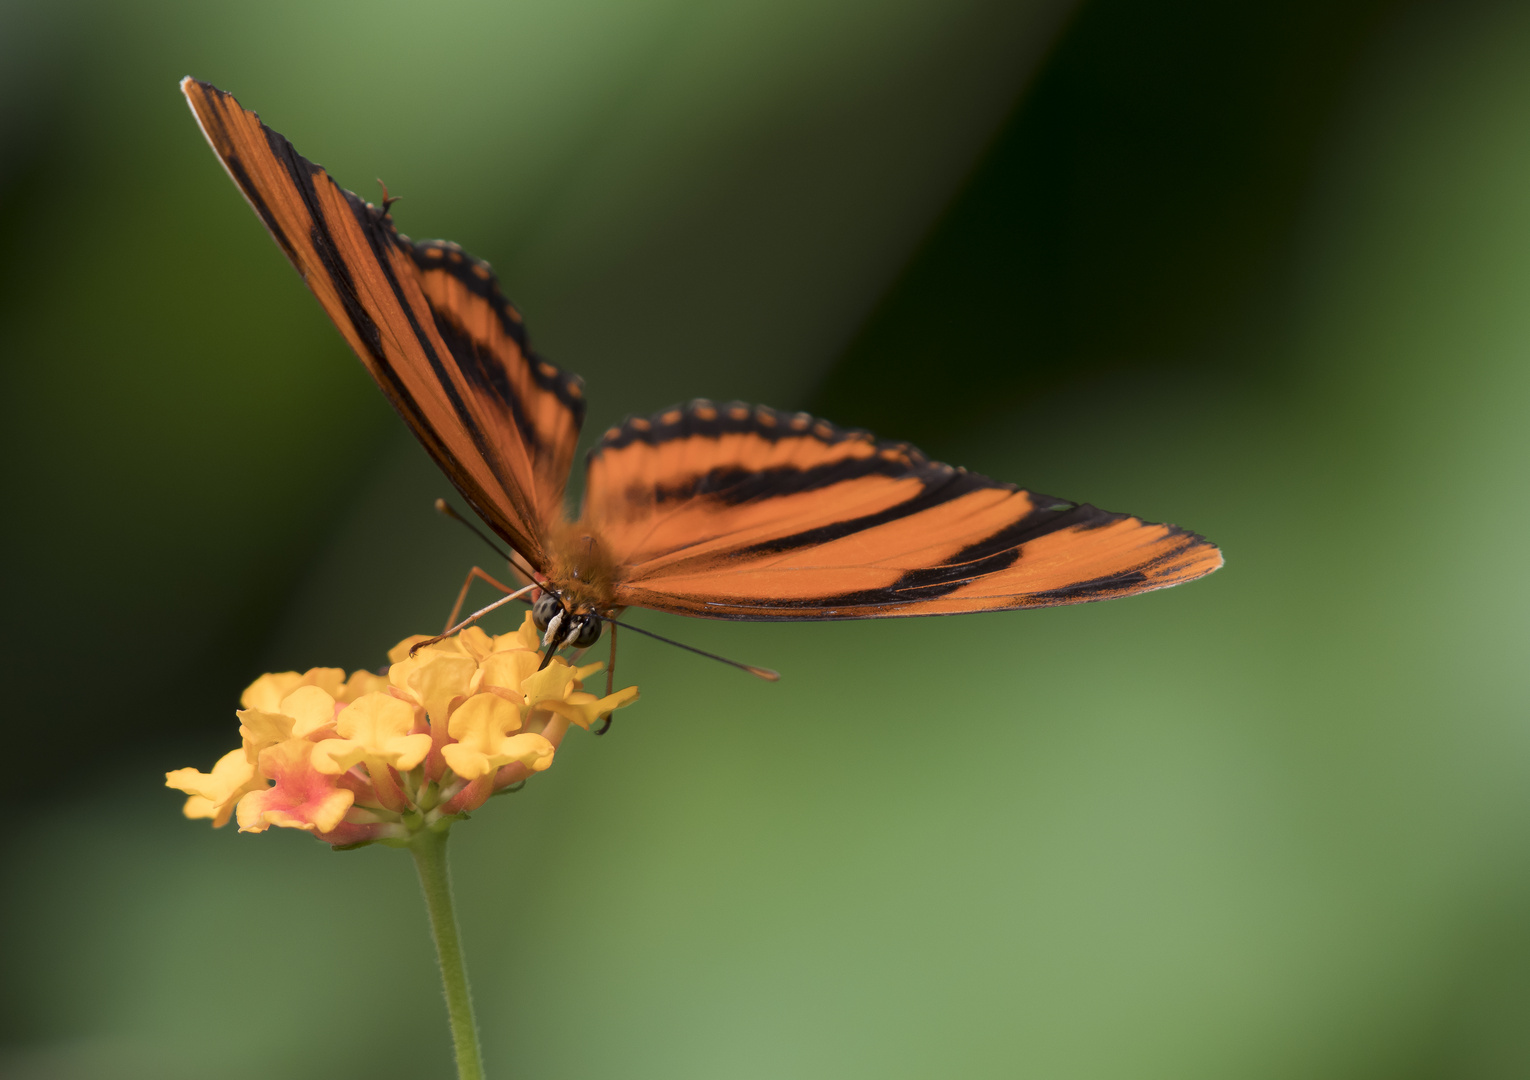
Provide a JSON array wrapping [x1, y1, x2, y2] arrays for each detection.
[[566, 613, 603, 650], [532, 592, 562, 632]]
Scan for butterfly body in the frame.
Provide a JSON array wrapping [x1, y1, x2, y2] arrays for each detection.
[[181, 77, 1223, 665], [537, 519, 622, 633]]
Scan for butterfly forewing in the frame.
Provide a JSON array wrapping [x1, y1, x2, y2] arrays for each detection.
[[583, 402, 1222, 619], [180, 78, 583, 566]]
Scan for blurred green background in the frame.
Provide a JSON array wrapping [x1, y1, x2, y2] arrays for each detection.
[[3, 0, 1529, 1076]]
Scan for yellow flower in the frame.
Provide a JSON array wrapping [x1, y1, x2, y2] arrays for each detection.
[[397, 651, 478, 728], [521, 662, 639, 731], [239, 667, 385, 712], [236, 738, 355, 834], [165, 749, 259, 828], [167, 613, 639, 847], [442, 693, 555, 779], [314, 693, 433, 775], [240, 683, 341, 748]]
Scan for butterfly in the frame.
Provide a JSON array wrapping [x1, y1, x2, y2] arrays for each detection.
[[181, 77, 1222, 681]]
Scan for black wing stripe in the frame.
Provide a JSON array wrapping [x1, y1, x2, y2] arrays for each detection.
[[590, 400, 924, 461], [652, 500, 1151, 603], [406, 243, 532, 349], [730, 470, 1016, 559], [609, 441, 1097, 567], [407, 242, 587, 426], [637, 453, 935, 508], [428, 310, 544, 457]]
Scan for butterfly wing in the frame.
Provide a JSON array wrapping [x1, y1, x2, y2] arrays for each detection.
[[583, 401, 1222, 618], [181, 78, 583, 566]]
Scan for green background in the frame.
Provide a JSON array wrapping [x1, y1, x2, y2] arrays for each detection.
[[3, 0, 1529, 1076]]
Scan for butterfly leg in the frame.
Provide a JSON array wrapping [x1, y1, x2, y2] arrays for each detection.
[[595, 622, 618, 736], [412, 582, 538, 657], [443, 566, 526, 635]]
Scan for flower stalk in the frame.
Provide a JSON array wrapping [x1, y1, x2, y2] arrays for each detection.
[[411, 827, 484, 1080]]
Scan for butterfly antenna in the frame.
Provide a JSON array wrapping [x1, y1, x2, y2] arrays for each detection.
[[601, 616, 779, 682], [434, 498, 513, 563]]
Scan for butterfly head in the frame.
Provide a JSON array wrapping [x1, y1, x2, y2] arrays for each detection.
[[536, 521, 619, 649], [532, 589, 603, 651]]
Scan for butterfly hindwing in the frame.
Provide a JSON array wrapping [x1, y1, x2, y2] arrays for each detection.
[[180, 78, 583, 566], [582, 401, 1222, 618]]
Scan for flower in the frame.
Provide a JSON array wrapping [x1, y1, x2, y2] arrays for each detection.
[[166, 612, 639, 847], [164, 749, 257, 828], [237, 737, 356, 834]]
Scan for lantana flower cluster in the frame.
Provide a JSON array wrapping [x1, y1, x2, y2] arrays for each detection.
[[167, 612, 637, 847]]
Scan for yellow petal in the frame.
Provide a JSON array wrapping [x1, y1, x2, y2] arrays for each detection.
[[312, 737, 365, 775], [489, 611, 542, 654], [331, 693, 433, 770], [500, 732, 556, 771], [279, 685, 339, 738], [300, 667, 347, 699], [237, 708, 295, 753], [478, 650, 539, 695], [165, 748, 254, 801], [442, 728, 553, 778], [236, 784, 353, 834], [338, 668, 389, 702], [402, 654, 478, 723], [336, 692, 415, 742], [599, 685, 640, 713], [442, 692, 532, 778], [541, 685, 640, 730], [166, 748, 260, 827], [447, 692, 523, 746], [457, 625, 494, 661], [179, 795, 220, 821], [314, 731, 431, 774], [387, 732, 433, 771], [520, 662, 579, 708], [439, 742, 493, 780], [239, 672, 303, 713], [237, 739, 354, 833], [488, 632, 527, 654], [388, 635, 434, 665]]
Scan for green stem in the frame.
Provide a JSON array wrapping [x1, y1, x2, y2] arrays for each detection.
[[411, 827, 486, 1080]]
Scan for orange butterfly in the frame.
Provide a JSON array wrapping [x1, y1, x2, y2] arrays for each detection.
[[181, 77, 1221, 680]]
